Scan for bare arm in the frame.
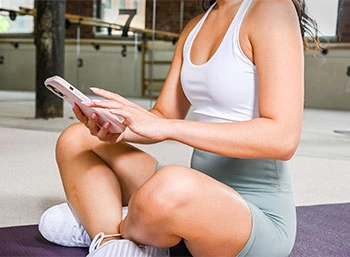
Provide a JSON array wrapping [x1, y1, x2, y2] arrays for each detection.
[[85, 1, 303, 160], [77, 16, 201, 144], [161, 0, 304, 160]]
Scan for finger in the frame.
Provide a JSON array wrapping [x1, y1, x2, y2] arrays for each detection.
[[82, 99, 123, 110], [90, 88, 138, 108], [97, 123, 122, 144], [72, 103, 88, 124], [97, 121, 111, 139], [109, 109, 131, 122], [86, 113, 100, 135], [116, 129, 126, 143]]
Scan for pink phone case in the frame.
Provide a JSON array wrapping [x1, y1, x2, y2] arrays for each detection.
[[44, 75, 126, 134]]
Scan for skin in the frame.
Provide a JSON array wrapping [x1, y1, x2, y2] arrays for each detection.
[[57, 0, 304, 256]]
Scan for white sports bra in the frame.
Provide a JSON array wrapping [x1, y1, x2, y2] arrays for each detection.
[[181, 0, 259, 122]]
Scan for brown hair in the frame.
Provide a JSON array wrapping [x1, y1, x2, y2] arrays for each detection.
[[201, 0, 322, 51], [291, 0, 322, 50]]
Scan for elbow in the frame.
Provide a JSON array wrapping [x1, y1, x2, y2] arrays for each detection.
[[278, 148, 296, 161], [274, 136, 300, 161], [270, 122, 302, 160], [271, 131, 300, 161]]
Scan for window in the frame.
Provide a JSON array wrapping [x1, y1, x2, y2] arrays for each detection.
[[0, 0, 34, 33], [98, 0, 145, 36], [1, 0, 145, 36], [305, 0, 339, 37], [104, 0, 111, 9], [119, 0, 125, 9]]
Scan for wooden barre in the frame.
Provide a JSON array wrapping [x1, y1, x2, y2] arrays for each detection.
[[0, 7, 180, 41], [0, 38, 142, 47], [17, 7, 180, 40]]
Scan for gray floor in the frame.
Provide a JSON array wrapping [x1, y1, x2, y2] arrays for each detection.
[[1, 90, 350, 228]]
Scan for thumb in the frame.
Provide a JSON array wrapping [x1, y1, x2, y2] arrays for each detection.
[[116, 127, 128, 143]]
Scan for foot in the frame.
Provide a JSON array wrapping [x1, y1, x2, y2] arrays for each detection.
[[39, 203, 128, 247], [39, 203, 92, 247], [87, 232, 170, 257]]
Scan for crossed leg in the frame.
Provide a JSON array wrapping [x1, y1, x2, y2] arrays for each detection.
[[56, 123, 158, 238], [56, 123, 252, 257]]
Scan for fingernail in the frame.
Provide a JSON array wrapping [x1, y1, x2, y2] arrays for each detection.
[[90, 87, 100, 91], [91, 113, 97, 119], [116, 134, 124, 143], [103, 122, 110, 129], [81, 101, 91, 105], [92, 99, 102, 103]]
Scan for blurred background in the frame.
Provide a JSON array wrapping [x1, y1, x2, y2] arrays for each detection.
[[0, 0, 349, 230], [0, 0, 349, 109]]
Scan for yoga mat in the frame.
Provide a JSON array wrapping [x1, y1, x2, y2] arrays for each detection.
[[290, 202, 350, 257], [0, 203, 349, 257], [0, 225, 87, 257]]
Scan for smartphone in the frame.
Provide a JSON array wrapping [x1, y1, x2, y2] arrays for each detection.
[[44, 75, 126, 134]]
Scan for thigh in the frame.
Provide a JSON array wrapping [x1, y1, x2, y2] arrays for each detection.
[[237, 194, 296, 257], [57, 122, 158, 205], [127, 165, 252, 257], [176, 168, 252, 257]]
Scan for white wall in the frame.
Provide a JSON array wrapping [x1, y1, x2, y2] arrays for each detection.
[[0, 39, 175, 97], [1, 40, 350, 110], [304, 45, 350, 110]]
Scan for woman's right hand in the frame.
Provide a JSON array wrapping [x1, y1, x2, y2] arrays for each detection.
[[72, 103, 122, 144]]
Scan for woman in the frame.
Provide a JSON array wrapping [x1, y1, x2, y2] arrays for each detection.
[[39, 0, 320, 256]]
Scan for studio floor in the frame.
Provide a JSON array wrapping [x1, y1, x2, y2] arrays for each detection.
[[0, 90, 350, 228]]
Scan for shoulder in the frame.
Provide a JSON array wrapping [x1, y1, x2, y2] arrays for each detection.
[[246, 0, 300, 35], [240, 0, 301, 63], [249, 0, 297, 16], [244, 0, 302, 54]]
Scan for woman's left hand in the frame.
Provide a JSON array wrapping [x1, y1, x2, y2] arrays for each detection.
[[83, 88, 171, 142]]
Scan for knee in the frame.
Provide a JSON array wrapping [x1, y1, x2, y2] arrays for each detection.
[[55, 123, 88, 163], [124, 166, 195, 243], [56, 122, 88, 148], [131, 166, 197, 222]]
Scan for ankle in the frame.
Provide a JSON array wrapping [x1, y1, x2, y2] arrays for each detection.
[[99, 234, 122, 245], [89, 232, 122, 253]]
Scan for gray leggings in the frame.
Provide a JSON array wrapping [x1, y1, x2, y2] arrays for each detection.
[[190, 149, 297, 257]]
